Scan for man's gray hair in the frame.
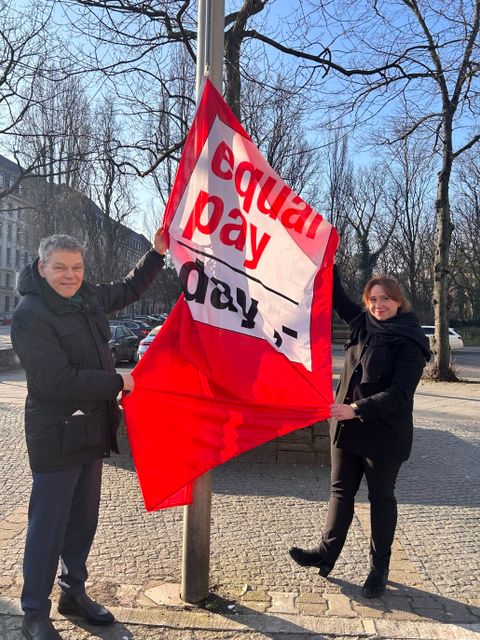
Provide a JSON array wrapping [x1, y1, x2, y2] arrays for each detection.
[[38, 235, 86, 263]]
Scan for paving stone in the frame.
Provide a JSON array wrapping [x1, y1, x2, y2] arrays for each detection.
[[352, 604, 384, 618], [235, 601, 269, 613], [296, 602, 328, 616], [267, 591, 298, 614], [373, 619, 480, 639], [409, 608, 454, 623], [325, 594, 357, 617], [240, 590, 270, 603], [144, 582, 184, 607], [296, 593, 328, 604], [409, 596, 444, 610]]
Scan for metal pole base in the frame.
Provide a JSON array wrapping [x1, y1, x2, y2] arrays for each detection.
[[181, 471, 212, 603]]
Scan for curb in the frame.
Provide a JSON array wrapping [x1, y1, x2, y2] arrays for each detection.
[[1, 598, 479, 639]]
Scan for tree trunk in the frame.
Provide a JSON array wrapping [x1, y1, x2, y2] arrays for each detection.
[[432, 115, 455, 380], [224, 30, 241, 119], [408, 257, 418, 310]]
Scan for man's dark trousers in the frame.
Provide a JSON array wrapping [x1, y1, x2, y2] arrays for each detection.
[[21, 459, 102, 620]]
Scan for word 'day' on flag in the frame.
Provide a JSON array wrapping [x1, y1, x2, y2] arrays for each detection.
[[123, 79, 339, 511]]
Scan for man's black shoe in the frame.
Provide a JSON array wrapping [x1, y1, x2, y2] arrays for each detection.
[[22, 617, 62, 640], [289, 546, 333, 577], [58, 591, 114, 625], [361, 567, 389, 598]]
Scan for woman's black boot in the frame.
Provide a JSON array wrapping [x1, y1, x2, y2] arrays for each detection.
[[289, 547, 333, 577], [361, 567, 389, 598]]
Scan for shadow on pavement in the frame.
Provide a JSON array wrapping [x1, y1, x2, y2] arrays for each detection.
[[212, 420, 480, 507], [107, 420, 479, 508], [205, 594, 335, 639], [331, 577, 480, 626], [0, 597, 135, 640], [54, 615, 134, 639], [398, 425, 480, 506]]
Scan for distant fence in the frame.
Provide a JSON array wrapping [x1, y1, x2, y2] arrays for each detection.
[[335, 323, 480, 346], [458, 326, 480, 346]]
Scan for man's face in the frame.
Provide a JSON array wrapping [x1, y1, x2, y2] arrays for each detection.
[[38, 250, 84, 298]]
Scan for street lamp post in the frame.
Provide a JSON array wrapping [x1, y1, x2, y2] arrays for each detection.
[[180, 0, 224, 605]]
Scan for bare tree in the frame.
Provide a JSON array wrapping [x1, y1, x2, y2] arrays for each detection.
[[53, 0, 311, 175], [382, 137, 436, 316], [0, 1, 58, 200], [53, 0, 198, 178], [345, 165, 398, 288], [241, 73, 322, 199], [451, 151, 480, 321], [81, 97, 137, 282], [321, 126, 357, 288], [13, 71, 94, 252], [142, 46, 196, 209], [53, 0, 480, 378], [267, 0, 480, 379], [18, 73, 92, 191]]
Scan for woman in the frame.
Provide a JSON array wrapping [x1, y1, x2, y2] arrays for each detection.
[[290, 267, 430, 598]]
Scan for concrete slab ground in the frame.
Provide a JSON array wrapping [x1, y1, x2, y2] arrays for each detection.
[[0, 359, 479, 639]]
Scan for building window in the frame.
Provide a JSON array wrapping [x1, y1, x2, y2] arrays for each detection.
[[6, 273, 11, 288], [6, 247, 11, 266], [5, 296, 10, 312]]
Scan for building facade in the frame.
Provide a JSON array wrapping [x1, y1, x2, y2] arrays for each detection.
[[0, 154, 158, 317], [0, 156, 32, 317]]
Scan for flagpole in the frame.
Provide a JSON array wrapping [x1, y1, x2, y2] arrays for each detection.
[[181, 0, 224, 605]]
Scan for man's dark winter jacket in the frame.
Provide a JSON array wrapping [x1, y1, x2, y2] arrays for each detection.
[[11, 250, 164, 472], [332, 268, 431, 462]]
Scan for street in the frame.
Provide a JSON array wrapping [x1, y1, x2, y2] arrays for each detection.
[[2, 325, 479, 379], [332, 343, 480, 381]]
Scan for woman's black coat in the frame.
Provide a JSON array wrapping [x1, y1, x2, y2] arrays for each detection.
[[11, 249, 164, 473], [332, 269, 430, 462]]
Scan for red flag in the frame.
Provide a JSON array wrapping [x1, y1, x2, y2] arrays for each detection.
[[123, 79, 339, 511]]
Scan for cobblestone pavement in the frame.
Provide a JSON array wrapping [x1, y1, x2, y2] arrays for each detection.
[[0, 369, 479, 640], [0, 327, 11, 349]]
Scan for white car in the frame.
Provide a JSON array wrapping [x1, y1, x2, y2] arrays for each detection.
[[421, 326, 464, 351], [136, 324, 163, 361]]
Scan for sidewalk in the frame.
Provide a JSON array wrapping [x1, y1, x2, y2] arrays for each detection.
[[0, 368, 479, 640]]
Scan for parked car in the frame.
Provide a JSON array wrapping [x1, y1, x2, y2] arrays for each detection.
[[109, 319, 151, 340], [133, 315, 156, 327], [136, 324, 163, 361], [421, 326, 464, 351], [108, 325, 138, 365], [147, 313, 168, 325]]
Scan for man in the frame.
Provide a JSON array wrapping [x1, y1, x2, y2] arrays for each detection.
[[11, 228, 167, 640]]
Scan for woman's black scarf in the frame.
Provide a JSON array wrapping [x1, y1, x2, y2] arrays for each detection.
[[350, 310, 431, 384]]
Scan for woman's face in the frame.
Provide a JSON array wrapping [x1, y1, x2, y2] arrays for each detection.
[[367, 284, 401, 321]]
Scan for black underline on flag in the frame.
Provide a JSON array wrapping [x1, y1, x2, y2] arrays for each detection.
[[176, 239, 299, 306]]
